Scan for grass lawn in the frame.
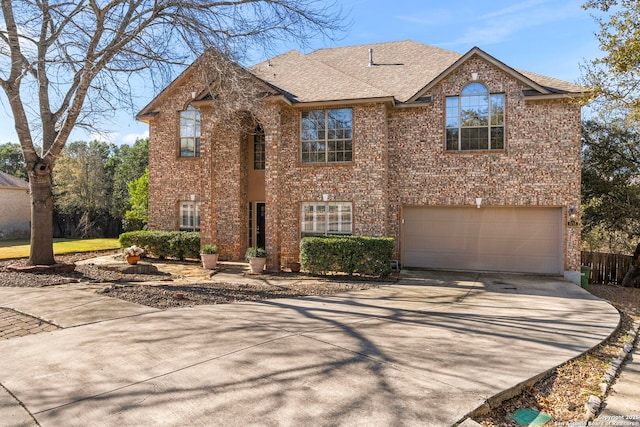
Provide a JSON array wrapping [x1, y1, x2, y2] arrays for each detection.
[[0, 238, 120, 260]]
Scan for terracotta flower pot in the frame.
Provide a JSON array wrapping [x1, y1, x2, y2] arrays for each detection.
[[288, 261, 301, 273], [126, 255, 140, 265], [249, 257, 266, 274], [201, 253, 218, 269]]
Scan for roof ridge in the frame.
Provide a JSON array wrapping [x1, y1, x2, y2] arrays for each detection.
[[306, 39, 458, 56], [303, 40, 463, 102], [249, 49, 303, 69], [301, 49, 394, 99]]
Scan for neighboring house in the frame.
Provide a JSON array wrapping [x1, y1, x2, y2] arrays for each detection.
[[137, 40, 585, 282], [0, 171, 30, 239]]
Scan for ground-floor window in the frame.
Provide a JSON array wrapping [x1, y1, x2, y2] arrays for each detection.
[[179, 201, 201, 231], [301, 202, 352, 235]]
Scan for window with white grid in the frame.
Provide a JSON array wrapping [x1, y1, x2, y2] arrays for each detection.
[[179, 201, 200, 231], [301, 202, 352, 234]]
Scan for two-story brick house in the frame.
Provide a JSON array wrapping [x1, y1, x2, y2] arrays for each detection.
[[137, 40, 585, 282]]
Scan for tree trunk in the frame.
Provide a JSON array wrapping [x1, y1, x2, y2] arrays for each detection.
[[28, 162, 56, 265]]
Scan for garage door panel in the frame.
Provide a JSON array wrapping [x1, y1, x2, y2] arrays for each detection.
[[402, 207, 562, 274]]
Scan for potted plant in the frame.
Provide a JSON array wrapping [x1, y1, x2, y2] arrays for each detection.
[[200, 244, 218, 269], [287, 260, 301, 273], [124, 245, 145, 265], [246, 246, 267, 274]]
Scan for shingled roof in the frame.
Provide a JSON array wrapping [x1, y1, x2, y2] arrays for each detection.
[[137, 40, 587, 119], [0, 171, 28, 189], [249, 40, 587, 104]]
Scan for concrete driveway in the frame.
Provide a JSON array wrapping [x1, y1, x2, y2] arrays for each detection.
[[0, 270, 619, 426]]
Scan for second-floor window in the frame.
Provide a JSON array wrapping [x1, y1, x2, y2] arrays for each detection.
[[180, 105, 201, 157], [301, 108, 352, 163], [254, 124, 265, 170], [446, 83, 504, 151]]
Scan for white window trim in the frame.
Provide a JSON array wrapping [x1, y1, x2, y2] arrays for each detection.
[[300, 108, 353, 163], [445, 83, 505, 151], [179, 201, 201, 231], [301, 201, 352, 235], [179, 105, 201, 157]]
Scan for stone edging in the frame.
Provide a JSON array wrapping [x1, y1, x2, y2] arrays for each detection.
[[6, 262, 75, 273], [463, 314, 637, 425], [585, 319, 640, 419]]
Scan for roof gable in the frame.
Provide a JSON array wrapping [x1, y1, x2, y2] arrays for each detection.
[[137, 50, 278, 121], [251, 41, 587, 105], [137, 40, 588, 118], [409, 46, 554, 102]]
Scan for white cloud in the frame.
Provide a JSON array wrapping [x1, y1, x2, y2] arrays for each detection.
[[442, 0, 583, 47], [88, 131, 117, 144], [479, 0, 553, 20], [86, 129, 148, 146], [121, 131, 149, 145]]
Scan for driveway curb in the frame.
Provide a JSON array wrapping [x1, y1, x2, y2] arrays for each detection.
[[0, 270, 620, 426]]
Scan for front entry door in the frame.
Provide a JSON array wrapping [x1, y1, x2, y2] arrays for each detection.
[[256, 202, 266, 249]]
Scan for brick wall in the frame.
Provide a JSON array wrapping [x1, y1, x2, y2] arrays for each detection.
[[147, 71, 205, 233], [147, 55, 581, 272], [386, 58, 581, 271], [270, 103, 390, 268]]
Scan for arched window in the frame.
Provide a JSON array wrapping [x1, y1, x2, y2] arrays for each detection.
[[445, 83, 504, 151], [179, 104, 201, 157]]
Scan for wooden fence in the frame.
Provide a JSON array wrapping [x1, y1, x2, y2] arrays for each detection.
[[581, 251, 633, 285]]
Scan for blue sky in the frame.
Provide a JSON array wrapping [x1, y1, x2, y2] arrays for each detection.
[[0, 0, 602, 146]]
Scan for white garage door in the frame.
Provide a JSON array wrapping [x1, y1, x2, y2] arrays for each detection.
[[402, 207, 562, 274]]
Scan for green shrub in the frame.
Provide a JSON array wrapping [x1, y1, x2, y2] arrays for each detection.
[[300, 236, 394, 277], [169, 231, 200, 260], [119, 230, 148, 250], [119, 230, 200, 260]]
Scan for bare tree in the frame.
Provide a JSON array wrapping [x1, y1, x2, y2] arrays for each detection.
[[0, 0, 344, 265]]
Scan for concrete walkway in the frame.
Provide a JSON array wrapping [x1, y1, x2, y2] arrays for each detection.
[[0, 269, 621, 426], [594, 322, 640, 424]]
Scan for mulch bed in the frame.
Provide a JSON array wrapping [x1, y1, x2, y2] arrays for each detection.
[[2, 252, 638, 424]]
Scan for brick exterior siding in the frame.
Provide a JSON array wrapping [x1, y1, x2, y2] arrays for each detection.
[[146, 55, 581, 273], [147, 71, 205, 234]]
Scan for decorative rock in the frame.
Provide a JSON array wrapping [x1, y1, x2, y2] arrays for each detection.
[[585, 395, 601, 416], [100, 262, 160, 275], [7, 263, 76, 274], [585, 320, 640, 422], [599, 382, 608, 395]]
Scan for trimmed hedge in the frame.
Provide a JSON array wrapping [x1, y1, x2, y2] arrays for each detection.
[[300, 236, 394, 277], [119, 230, 200, 260]]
